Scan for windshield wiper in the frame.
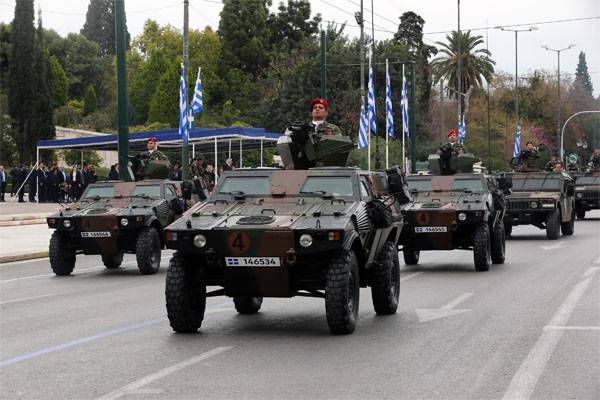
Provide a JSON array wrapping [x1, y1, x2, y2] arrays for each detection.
[[299, 190, 333, 199], [451, 187, 473, 193], [227, 191, 246, 200], [131, 194, 150, 199]]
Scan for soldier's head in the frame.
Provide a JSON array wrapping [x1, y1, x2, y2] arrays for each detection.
[[147, 137, 157, 151], [525, 141, 534, 151], [311, 97, 330, 122], [447, 129, 458, 143]]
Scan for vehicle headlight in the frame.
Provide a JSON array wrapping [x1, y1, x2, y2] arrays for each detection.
[[193, 234, 207, 248], [120, 218, 129, 227], [63, 219, 71, 228], [576, 192, 583, 199], [530, 201, 538, 208], [458, 212, 467, 221], [299, 234, 313, 248]]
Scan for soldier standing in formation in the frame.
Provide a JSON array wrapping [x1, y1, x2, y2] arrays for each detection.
[[310, 98, 342, 136]]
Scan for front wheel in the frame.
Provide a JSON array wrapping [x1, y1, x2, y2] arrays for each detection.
[[325, 250, 360, 335], [49, 231, 76, 276], [491, 221, 506, 264], [371, 241, 400, 315], [473, 224, 491, 272], [402, 245, 420, 265], [136, 227, 161, 274], [576, 207, 586, 220], [546, 210, 561, 240], [233, 297, 263, 314], [504, 221, 512, 237], [165, 252, 206, 333], [102, 252, 123, 269], [561, 208, 575, 236]]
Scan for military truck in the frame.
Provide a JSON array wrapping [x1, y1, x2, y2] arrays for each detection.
[[399, 172, 509, 272], [164, 166, 412, 334], [503, 171, 575, 239], [47, 180, 192, 276], [572, 169, 600, 219]]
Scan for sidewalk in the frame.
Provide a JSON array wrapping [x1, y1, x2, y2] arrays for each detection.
[[0, 198, 62, 226]]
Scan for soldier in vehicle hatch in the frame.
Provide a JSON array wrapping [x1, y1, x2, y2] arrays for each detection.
[[518, 141, 540, 169], [590, 148, 600, 168], [437, 129, 467, 156], [310, 97, 342, 137], [133, 137, 170, 180], [139, 137, 168, 162]]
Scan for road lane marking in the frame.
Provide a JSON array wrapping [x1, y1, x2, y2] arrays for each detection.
[[0, 304, 232, 369], [400, 272, 423, 282], [540, 242, 567, 251], [96, 346, 233, 400], [581, 266, 599, 278], [0, 293, 56, 305], [544, 325, 600, 331], [441, 292, 473, 309], [502, 276, 595, 400], [416, 292, 473, 322]]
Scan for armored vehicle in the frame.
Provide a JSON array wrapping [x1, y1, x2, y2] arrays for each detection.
[[47, 180, 191, 276], [573, 171, 600, 219], [504, 171, 575, 239], [164, 166, 412, 334], [399, 173, 509, 272]]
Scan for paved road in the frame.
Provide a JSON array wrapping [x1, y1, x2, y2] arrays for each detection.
[[1, 212, 599, 399]]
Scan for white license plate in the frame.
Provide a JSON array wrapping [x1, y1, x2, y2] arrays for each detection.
[[81, 231, 111, 238], [415, 226, 448, 233], [225, 257, 281, 267]]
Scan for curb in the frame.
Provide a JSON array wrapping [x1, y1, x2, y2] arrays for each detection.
[[0, 219, 47, 227], [0, 251, 49, 264]]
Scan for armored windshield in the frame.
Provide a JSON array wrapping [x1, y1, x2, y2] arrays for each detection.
[[132, 185, 161, 198], [576, 176, 600, 185], [300, 177, 353, 196], [513, 178, 561, 190], [83, 185, 114, 198], [218, 177, 271, 195], [451, 179, 484, 192], [407, 179, 433, 192]]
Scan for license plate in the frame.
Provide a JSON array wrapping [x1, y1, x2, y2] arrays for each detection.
[[415, 226, 448, 233], [81, 231, 111, 238], [225, 257, 281, 267]]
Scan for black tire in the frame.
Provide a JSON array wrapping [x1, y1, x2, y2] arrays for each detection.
[[165, 252, 206, 333], [402, 245, 420, 265], [136, 227, 161, 274], [473, 223, 491, 272], [546, 209, 561, 240], [325, 250, 360, 335], [561, 208, 575, 236], [505, 221, 512, 237], [233, 297, 263, 314], [102, 252, 123, 269], [576, 207, 586, 220], [491, 221, 506, 264], [371, 242, 400, 315], [49, 231, 76, 276]]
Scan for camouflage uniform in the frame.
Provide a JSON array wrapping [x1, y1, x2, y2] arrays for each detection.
[[590, 153, 600, 168], [545, 159, 558, 172], [438, 142, 467, 156], [138, 149, 168, 162], [314, 121, 342, 137], [136, 149, 169, 180], [519, 149, 539, 169]]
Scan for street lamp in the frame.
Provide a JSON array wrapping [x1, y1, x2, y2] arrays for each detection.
[[496, 26, 537, 139], [542, 44, 575, 153]]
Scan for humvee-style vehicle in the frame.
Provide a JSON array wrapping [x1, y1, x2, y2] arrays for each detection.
[[47, 180, 191, 276], [164, 166, 412, 334], [573, 171, 600, 219], [399, 171, 509, 272], [503, 171, 575, 239]]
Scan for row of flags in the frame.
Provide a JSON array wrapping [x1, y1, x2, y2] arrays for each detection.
[[179, 64, 204, 141]]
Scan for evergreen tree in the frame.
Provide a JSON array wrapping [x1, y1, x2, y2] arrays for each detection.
[[83, 85, 97, 115], [0, 23, 12, 94], [148, 60, 180, 127], [129, 51, 168, 124], [267, 0, 321, 51], [8, 0, 35, 163], [49, 56, 69, 107], [574, 51, 594, 98], [64, 33, 103, 99], [81, 0, 129, 56]]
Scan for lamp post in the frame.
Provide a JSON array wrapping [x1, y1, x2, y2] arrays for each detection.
[[496, 26, 537, 137], [542, 44, 575, 154], [355, 4, 365, 169]]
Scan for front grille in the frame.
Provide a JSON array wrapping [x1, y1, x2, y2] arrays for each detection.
[[579, 191, 600, 200], [508, 199, 530, 211]]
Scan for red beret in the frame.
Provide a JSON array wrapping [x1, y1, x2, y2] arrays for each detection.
[[447, 129, 458, 138], [310, 97, 330, 111], [147, 137, 157, 143]]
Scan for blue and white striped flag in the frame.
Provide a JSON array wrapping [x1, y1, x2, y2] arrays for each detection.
[[190, 67, 203, 114], [358, 99, 368, 149], [458, 114, 466, 144], [367, 55, 376, 135], [401, 70, 409, 137], [179, 63, 188, 141], [385, 60, 395, 138], [513, 125, 521, 158]]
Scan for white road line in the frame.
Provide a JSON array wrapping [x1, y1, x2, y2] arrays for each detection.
[[96, 346, 233, 400], [581, 266, 599, 278], [442, 292, 473, 310], [544, 325, 600, 331], [0, 293, 56, 305], [400, 272, 423, 282], [502, 276, 596, 400], [0, 267, 105, 283]]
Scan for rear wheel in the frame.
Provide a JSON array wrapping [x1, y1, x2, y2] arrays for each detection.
[[561, 208, 575, 236], [233, 297, 263, 314], [325, 250, 360, 335], [491, 221, 506, 264], [371, 241, 400, 315], [136, 227, 161, 274], [165, 252, 206, 333], [546, 210, 561, 240], [49, 231, 76, 276], [576, 207, 586, 219], [402, 245, 420, 265], [473, 224, 491, 272], [102, 252, 123, 269]]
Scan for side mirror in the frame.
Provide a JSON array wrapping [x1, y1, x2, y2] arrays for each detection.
[[181, 180, 193, 201]]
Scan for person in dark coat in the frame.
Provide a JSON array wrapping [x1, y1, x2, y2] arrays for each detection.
[[16, 165, 26, 202], [0, 165, 7, 201], [37, 162, 47, 203], [108, 164, 120, 180], [69, 165, 84, 201], [28, 165, 37, 202], [9, 165, 19, 196], [46, 166, 58, 203], [57, 166, 68, 202]]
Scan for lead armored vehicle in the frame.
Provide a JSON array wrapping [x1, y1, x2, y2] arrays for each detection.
[[164, 165, 412, 335], [503, 171, 575, 239], [47, 180, 191, 276], [573, 170, 600, 219]]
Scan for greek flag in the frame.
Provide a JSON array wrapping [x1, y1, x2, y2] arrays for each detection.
[[385, 60, 395, 138], [513, 126, 521, 158], [179, 63, 188, 141], [190, 67, 203, 114], [401, 70, 409, 137], [367, 55, 376, 135], [458, 114, 466, 144], [358, 99, 368, 149]]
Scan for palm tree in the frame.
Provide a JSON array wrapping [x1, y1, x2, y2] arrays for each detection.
[[432, 30, 495, 98]]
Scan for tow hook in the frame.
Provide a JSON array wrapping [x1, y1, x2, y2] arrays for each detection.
[[285, 248, 297, 265]]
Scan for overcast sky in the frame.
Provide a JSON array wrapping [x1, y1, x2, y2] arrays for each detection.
[[1, 0, 599, 96]]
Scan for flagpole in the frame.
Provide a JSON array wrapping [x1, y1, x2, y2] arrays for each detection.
[[367, 55, 371, 172], [385, 59, 389, 169], [402, 64, 405, 171]]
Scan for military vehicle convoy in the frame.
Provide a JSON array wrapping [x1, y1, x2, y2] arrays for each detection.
[[573, 171, 600, 219], [164, 164, 412, 335], [503, 171, 575, 239], [47, 180, 191, 276]]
